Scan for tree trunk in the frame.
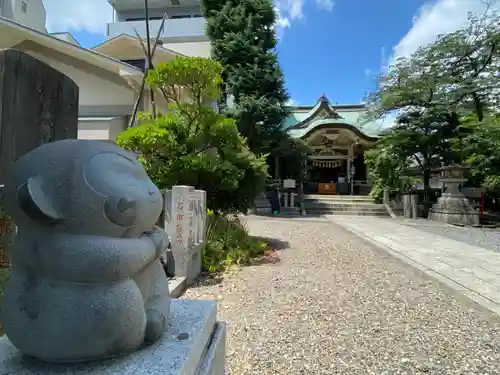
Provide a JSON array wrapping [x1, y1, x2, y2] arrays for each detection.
[[423, 168, 431, 209], [472, 92, 484, 122]]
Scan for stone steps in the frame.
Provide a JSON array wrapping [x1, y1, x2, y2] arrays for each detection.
[[253, 194, 391, 217], [305, 194, 373, 199], [305, 207, 389, 215], [304, 195, 390, 217], [304, 195, 374, 203], [304, 202, 383, 209], [318, 210, 389, 216]]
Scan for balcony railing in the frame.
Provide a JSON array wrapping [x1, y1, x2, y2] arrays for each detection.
[[107, 17, 207, 40]]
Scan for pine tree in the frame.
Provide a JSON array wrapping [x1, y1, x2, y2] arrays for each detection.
[[202, 0, 290, 154]]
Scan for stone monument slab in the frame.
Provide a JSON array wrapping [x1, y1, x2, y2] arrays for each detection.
[[166, 186, 204, 285], [0, 300, 225, 375], [0, 49, 78, 185]]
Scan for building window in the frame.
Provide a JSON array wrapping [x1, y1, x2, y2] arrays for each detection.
[[0, 0, 4, 9], [21, 1, 27, 12], [121, 59, 146, 72]]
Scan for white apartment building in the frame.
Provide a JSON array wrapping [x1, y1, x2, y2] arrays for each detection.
[[0, 0, 211, 141], [106, 0, 211, 58], [0, 0, 46, 32]]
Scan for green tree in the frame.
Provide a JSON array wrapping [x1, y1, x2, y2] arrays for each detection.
[[364, 139, 409, 202], [367, 8, 500, 121], [368, 110, 461, 205], [365, 6, 500, 206], [273, 137, 312, 180], [117, 56, 268, 214], [202, 0, 291, 155], [460, 114, 500, 197]]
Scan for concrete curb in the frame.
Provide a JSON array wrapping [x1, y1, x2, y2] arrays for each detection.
[[331, 218, 500, 317]]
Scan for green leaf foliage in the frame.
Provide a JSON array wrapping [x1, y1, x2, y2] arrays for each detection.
[[117, 56, 268, 214], [117, 107, 268, 214], [203, 212, 267, 272], [364, 141, 409, 202], [202, 0, 291, 155], [367, 109, 462, 202], [460, 114, 500, 193], [365, 4, 500, 203], [147, 56, 223, 106], [367, 9, 500, 121]]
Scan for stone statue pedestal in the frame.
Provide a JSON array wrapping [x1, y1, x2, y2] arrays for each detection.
[[253, 192, 272, 215], [429, 166, 479, 226], [0, 300, 226, 375]]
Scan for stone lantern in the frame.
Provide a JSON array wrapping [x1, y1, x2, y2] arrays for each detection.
[[438, 165, 468, 196], [428, 164, 479, 225]]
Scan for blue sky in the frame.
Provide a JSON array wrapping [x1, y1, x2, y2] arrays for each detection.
[[275, 0, 425, 105], [43, 0, 490, 106]]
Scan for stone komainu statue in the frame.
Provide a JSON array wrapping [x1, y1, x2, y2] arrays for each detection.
[[1, 140, 171, 363]]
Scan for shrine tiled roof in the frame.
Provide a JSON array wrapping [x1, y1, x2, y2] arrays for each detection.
[[284, 95, 391, 139]]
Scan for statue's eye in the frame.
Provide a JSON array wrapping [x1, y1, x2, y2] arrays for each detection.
[[117, 197, 136, 213]]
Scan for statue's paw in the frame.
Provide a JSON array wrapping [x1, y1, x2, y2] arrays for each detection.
[[146, 228, 169, 257], [145, 309, 166, 344]]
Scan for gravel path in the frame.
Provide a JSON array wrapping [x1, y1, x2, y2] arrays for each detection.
[[399, 219, 500, 253], [183, 216, 500, 375]]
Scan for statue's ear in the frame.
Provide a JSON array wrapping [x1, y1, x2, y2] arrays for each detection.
[[18, 176, 61, 225]]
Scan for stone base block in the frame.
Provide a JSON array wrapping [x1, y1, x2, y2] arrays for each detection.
[[168, 276, 187, 298], [253, 197, 272, 215], [167, 243, 203, 286], [429, 195, 480, 226], [0, 300, 226, 375], [252, 207, 272, 215]]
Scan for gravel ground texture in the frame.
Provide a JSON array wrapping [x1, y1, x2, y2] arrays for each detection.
[[183, 216, 500, 375], [399, 218, 500, 253]]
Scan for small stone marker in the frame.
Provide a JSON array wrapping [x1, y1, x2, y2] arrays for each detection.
[[166, 186, 205, 285]]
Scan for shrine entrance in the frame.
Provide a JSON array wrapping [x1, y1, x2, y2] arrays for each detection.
[[302, 124, 375, 195]]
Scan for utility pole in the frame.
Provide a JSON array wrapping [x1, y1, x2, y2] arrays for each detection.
[[144, 0, 156, 118]]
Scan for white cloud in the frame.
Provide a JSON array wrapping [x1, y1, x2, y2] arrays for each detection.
[[286, 98, 299, 106], [274, 6, 292, 37], [43, 0, 113, 34], [274, 0, 304, 37], [275, 0, 334, 37], [316, 0, 334, 12], [392, 0, 499, 61]]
